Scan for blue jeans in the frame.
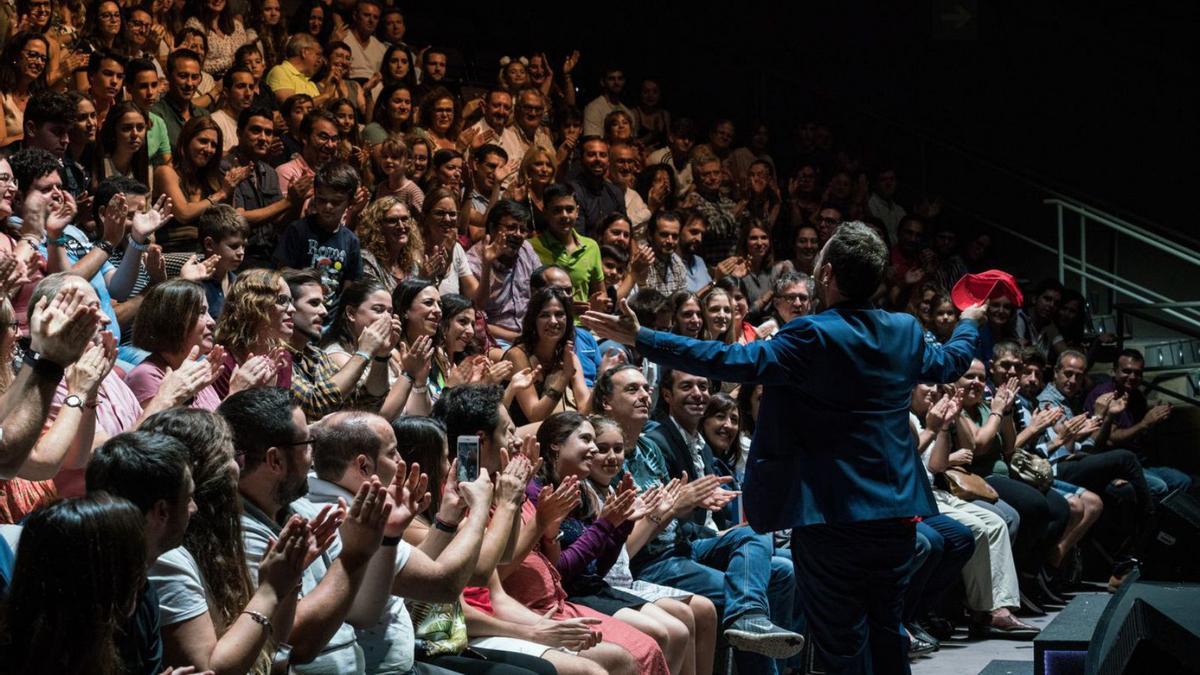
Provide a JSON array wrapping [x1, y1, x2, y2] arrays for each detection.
[[792, 519, 919, 675], [1144, 466, 1194, 500], [906, 515, 975, 621], [637, 526, 797, 675]]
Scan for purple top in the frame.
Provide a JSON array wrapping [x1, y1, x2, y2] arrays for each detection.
[[526, 479, 632, 583]]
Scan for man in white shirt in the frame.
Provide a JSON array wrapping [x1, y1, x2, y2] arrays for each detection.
[[647, 118, 697, 197], [462, 89, 523, 181], [209, 68, 258, 153], [609, 141, 650, 226], [345, 0, 387, 83], [867, 167, 907, 242], [583, 66, 637, 137]]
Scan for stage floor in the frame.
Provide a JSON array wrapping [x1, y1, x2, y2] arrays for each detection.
[[910, 607, 1060, 675]]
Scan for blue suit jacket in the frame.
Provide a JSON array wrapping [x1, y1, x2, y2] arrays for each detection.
[[635, 303, 978, 532]]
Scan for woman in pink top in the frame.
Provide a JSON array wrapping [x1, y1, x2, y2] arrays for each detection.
[[212, 269, 294, 399], [128, 280, 274, 410]]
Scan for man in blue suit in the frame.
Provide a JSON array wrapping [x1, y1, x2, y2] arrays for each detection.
[[582, 222, 983, 674]]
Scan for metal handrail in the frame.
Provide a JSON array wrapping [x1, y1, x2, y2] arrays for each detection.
[[1044, 198, 1200, 269]]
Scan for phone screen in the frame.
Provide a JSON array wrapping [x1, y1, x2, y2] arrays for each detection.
[[456, 435, 480, 483]]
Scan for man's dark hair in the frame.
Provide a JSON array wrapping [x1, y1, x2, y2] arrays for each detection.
[[578, 135, 606, 150], [993, 340, 1022, 362], [668, 117, 696, 139], [529, 264, 570, 292], [822, 221, 888, 302], [627, 288, 668, 326], [217, 387, 302, 473], [647, 210, 682, 238], [474, 143, 508, 165], [282, 268, 324, 301], [9, 147, 61, 193], [125, 57, 158, 85], [1116, 348, 1145, 365], [222, 66, 254, 90], [313, 161, 360, 197], [237, 105, 275, 132], [543, 182, 576, 206], [87, 49, 128, 79], [592, 364, 641, 413], [485, 198, 530, 234], [312, 412, 384, 480], [600, 244, 628, 267], [432, 384, 504, 445], [167, 48, 202, 76], [93, 175, 150, 223], [300, 108, 339, 139], [86, 431, 190, 515], [1030, 278, 1066, 301], [1020, 346, 1048, 372], [24, 91, 76, 129]]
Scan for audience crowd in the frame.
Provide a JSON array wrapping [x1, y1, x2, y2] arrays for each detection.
[[0, 2, 1193, 674]]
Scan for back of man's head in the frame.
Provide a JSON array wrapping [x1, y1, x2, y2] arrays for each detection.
[[218, 387, 300, 474], [628, 288, 668, 326], [311, 411, 384, 482], [24, 90, 76, 131], [821, 221, 888, 303], [432, 384, 504, 446], [314, 160, 361, 197], [86, 431, 189, 515]]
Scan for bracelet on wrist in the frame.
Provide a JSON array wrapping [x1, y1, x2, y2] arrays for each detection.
[[242, 610, 273, 637], [373, 354, 392, 362], [353, 350, 372, 362], [381, 535, 402, 547], [127, 236, 149, 251], [433, 517, 459, 533]]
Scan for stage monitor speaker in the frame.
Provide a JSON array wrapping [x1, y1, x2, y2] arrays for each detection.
[[1084, 569, 1200, 674], [1142, 488, 1200, 582]]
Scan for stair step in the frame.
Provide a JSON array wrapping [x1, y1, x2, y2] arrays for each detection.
[[978, 659, 1034, 675], [1033, 592, 1111, 675]]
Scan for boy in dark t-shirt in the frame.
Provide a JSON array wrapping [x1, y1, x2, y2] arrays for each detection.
[[273, 161, 364, 306]]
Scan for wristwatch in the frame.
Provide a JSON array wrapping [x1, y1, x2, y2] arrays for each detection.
[[21, 348, 65, 379], [63, 394, 85, 409], [94, 239, 117, 256]]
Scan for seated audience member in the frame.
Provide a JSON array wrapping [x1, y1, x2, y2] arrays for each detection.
[[266, 34, 327, 106], [210, 68, 258, 153], [0, 293, 108, 524], [647, 117, 696, 197], [582, 66, 635, 138], [358, 195, 422, 294], [363, 82, 414, 145], [219, 387, 388, 673], [151, 49, 210, 149], [85, 49, 126, 131], [0, 495, 150, 674], [211, 269, 296, 398], [123, 59, 172, 166], [427, 148, 466, 196], [417, 187, 480, 298], [419, 88, 463, 152], [790, 224, 820, 277], [277, 108, 342, 195], [910, 385, 1036, 640], [568, 136, 626, 235], [723, 222, 793, 311], [283, 269, 378, 420], [752, 272, 812, 340], [1085, 348, 1194, 498], [529, 412, 700, 672], [234, 44, 278, 113], [432, 384, 644, 674], [511, 88, 556, 169], [468, 199, 541, 347], [320, 278, 430, 417], [274, 162, 365, 304], [20, 91, 85, 197], [678, 210, 712, 293], [275, 93, 314, 164], [225, 106, 308, 264], [925, 293, 960, 345], [641, 211, 689, 297], [83, 431, 198, 675], [394, 278, 451, 405], [306, 409, 555, 674], [460, 89, 521, 174], [609, 141, 649, 226], [634, 165, 678, 224], [530, 184, 605, 306], [194, 204, 248, 319], [953, 358, 1073, 610], [392, 415, 578, 673], [372, 137, 424, 212], [92, 102, 153, 191], [141, 408, 311, 675], [1015, 279, 1065, 360], [502, 287, 591, 425], [594, 213, 634, 253], [128, 280, 242, 411], [669, 291, 705, 341], [699, 285, 738, 345], [587, 415, 720, 675], [689, 155, 738, 266], [529, 264, 605, 388], [463, 143, 509, 242], [155, 116, 253, 253], [593, 365, 802, 675]]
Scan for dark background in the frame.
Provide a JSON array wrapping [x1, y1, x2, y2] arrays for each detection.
[[402, 0, 1195, 237]]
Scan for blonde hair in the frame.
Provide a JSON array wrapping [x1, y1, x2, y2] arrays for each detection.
[[214, 269, 284, 357], [357, 195, 423, 272], [0, 296, 15, 392]]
